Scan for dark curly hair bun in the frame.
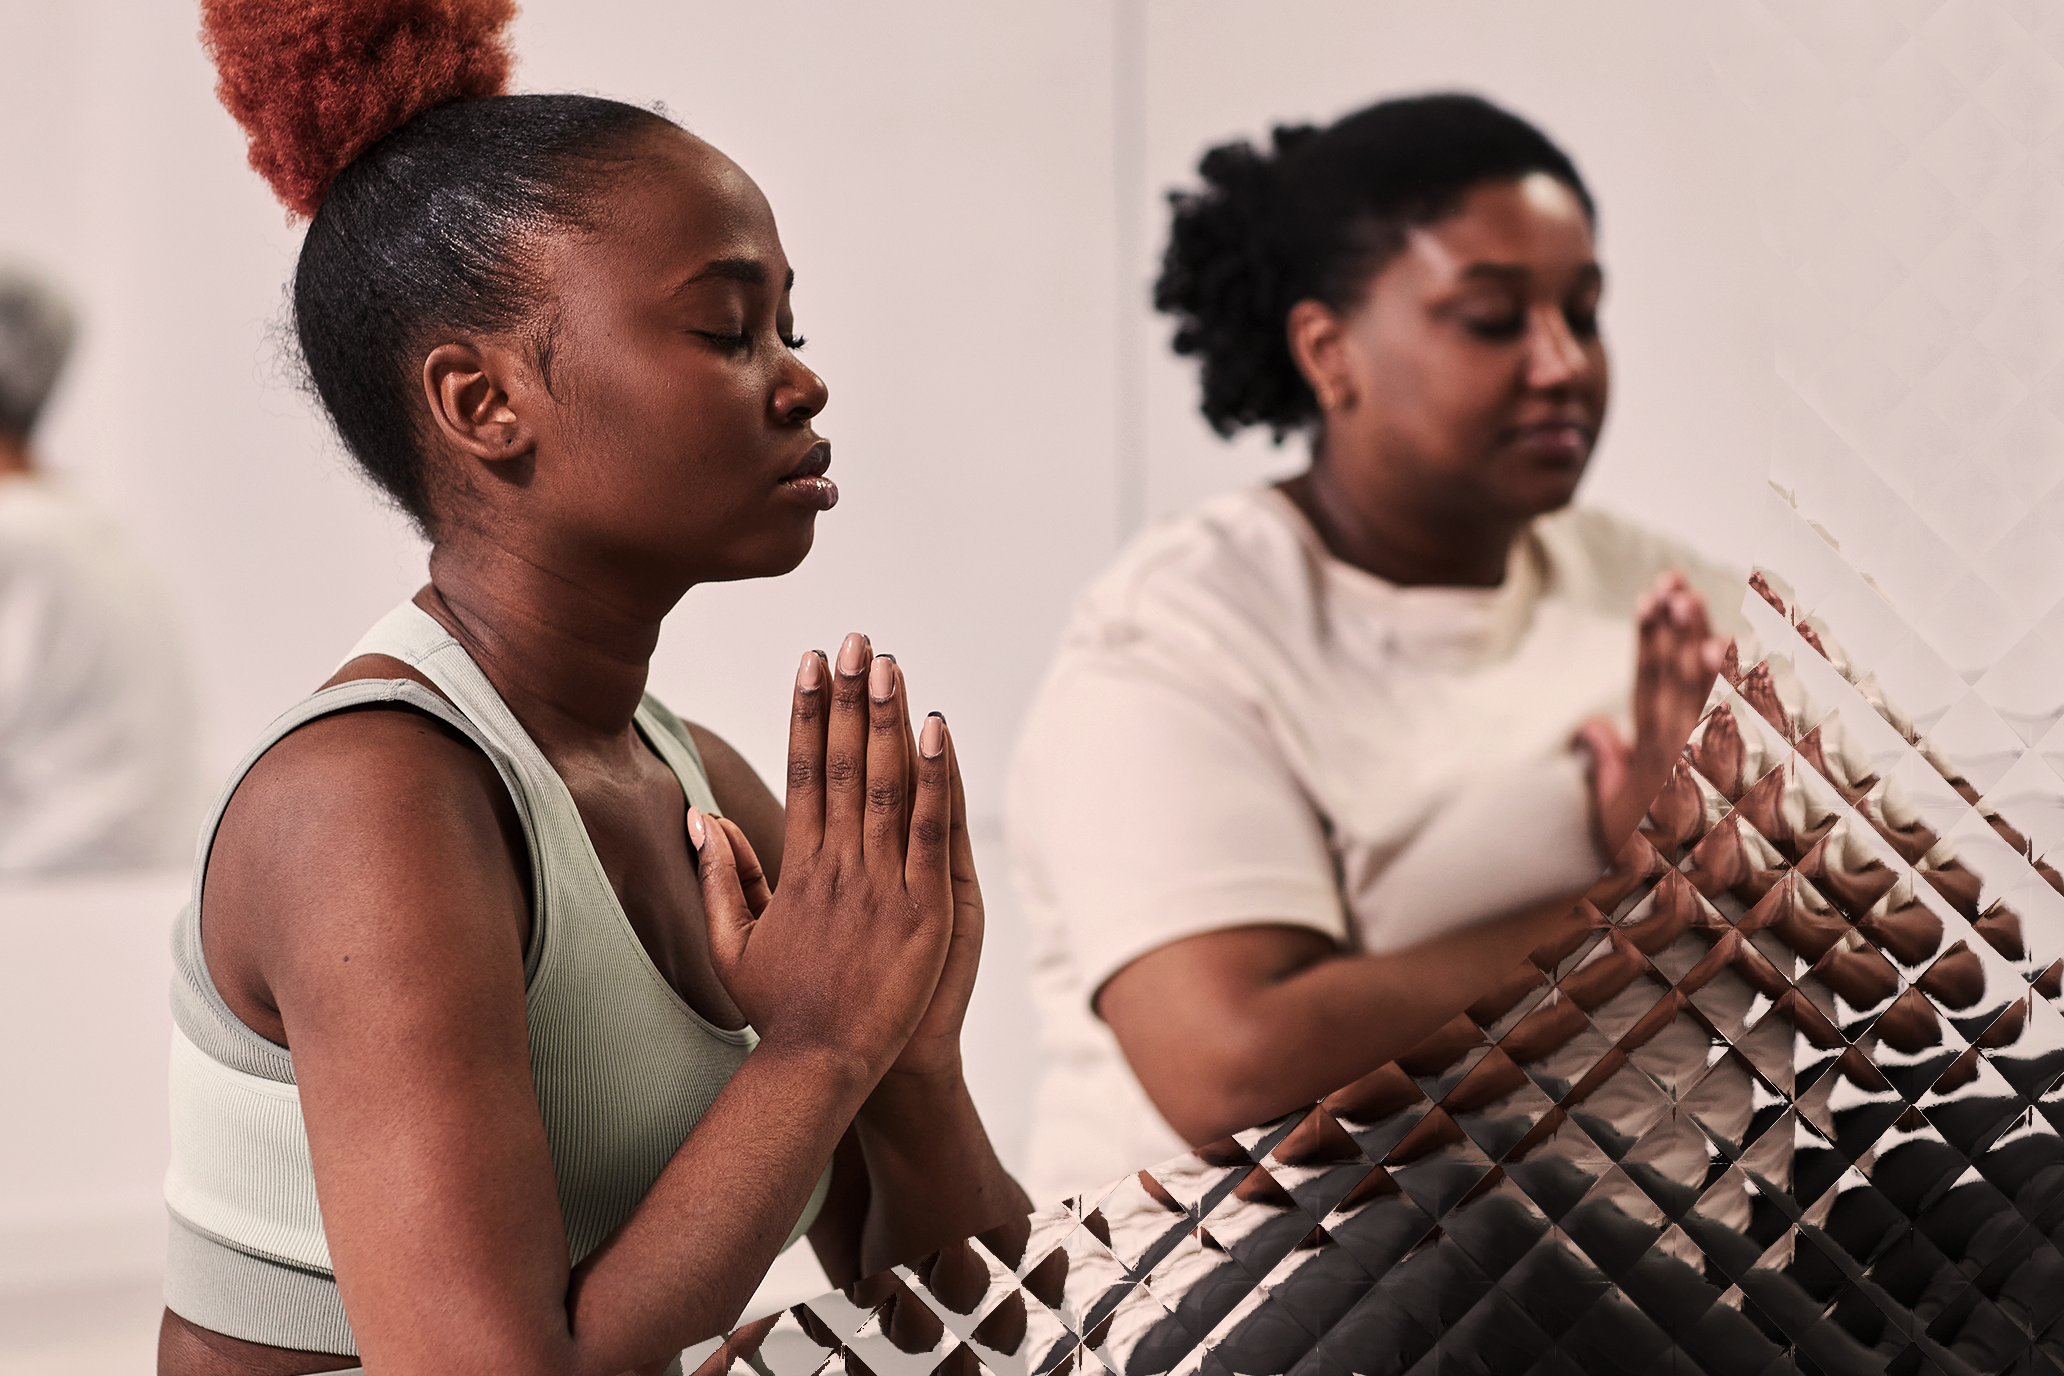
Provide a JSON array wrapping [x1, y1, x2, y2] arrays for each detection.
[[201, 0, 517, 219], [1154, 93, 1594, 441]]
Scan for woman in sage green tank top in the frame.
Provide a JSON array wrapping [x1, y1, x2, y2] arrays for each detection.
[[164, 4, 1030, 1373]]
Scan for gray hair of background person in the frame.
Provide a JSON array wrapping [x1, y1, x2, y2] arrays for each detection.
[[0, 266, 78, 438]]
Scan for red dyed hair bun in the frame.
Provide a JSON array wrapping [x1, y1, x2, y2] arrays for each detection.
[[201, 0, 517, 219]]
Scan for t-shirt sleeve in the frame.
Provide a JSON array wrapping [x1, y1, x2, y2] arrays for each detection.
[[1007, 654, 1349, 1006]]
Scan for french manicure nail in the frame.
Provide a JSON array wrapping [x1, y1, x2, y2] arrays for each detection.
[[837, 632, 867, 677], [686, 806, 707, 849], [797, 649, 822, 690], [869, 655, 895, 701], [921, 711, 946, 758]]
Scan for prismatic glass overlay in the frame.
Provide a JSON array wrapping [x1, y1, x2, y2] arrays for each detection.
[[696, 3, 2064, 1372], [701, 581, 2064, 1375]]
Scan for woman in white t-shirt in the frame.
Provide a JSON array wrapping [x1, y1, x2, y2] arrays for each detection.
[[1007, 93, 1741, 1204]]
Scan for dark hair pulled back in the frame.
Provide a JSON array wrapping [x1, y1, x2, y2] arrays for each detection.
[[295, 96, 674, 530], [202, 0, 676, 531], [1154, 92, 1595, 441]]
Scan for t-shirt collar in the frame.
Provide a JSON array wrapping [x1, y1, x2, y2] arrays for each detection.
[[1263, 485, 1547, 670]]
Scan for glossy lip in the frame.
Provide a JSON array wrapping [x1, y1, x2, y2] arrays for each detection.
[[775, 440, 838, 511]]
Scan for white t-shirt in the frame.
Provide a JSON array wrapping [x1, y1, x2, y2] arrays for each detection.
[[1004, 486, 1744, 1205], [0, 474, 200, 877]]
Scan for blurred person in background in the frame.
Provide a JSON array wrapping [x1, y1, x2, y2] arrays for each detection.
[[0, 264, 198, 879], [1007, 93, 1743, 1204]]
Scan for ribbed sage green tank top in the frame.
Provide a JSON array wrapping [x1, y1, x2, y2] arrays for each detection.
[[164, 601, 827, 1359]]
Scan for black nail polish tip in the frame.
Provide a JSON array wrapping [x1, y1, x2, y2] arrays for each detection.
[[927, 710, 946, 721]]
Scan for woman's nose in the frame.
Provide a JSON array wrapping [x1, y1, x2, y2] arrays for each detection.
[[1524, 307, 1591, 391], [777, 358, 830, 425]]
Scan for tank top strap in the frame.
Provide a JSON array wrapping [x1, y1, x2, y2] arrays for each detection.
[[342, 602, 544, 770], [343, 602, 724, 818], [634, 696, 722, 817]]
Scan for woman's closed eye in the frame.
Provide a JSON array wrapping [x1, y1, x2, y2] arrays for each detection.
[[1456, 302, 1597, 344], [693, 327, 808, 353], [1459, 309, 1526, 342]]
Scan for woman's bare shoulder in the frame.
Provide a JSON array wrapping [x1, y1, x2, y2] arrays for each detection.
[[202, 658, 531, 1043], [231, 653, 511, 846]]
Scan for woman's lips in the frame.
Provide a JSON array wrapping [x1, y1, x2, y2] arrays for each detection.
[[1505, 422, 1592, 462], [776, 441, 837, 510]]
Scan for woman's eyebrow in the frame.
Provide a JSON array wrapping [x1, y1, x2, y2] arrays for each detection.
[[673, 260, 798, 293], [1455, 261, 1602, 285], [1457, 263, 1532, 282]]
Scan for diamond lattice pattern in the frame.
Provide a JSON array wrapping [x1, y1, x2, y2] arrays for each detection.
[[720, 578, 2064, 1372]]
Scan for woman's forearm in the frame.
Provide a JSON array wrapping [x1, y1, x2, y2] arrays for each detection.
[[853, 1062, 1032, 1279], [1122, 894, 1591, 1147], [560, 1045, 875, 1376]]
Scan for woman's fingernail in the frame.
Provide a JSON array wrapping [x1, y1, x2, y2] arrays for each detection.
[[921, 711, 946, 759], [870, 654, 896, 702], [837, 632, 867, 677], [798, 649, 822, 690], [686, 806, 708, 850]]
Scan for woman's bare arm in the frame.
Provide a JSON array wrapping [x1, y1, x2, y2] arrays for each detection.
[[1096, 902, 1588, 1145], [845, 720, 1031, 1275], [689, 704, 882, 1287]]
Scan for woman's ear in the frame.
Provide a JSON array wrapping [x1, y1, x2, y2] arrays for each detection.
[[422, 341, 537, 463], [1286, 299, 1356, 416]]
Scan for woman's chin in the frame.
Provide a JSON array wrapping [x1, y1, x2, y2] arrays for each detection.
[[698, 524, 819, 585], [1505, 459, 1589, 518]]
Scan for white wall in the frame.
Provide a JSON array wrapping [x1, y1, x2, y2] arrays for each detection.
[[0, 0, 1776, 1309], [0, 874, 186, 1295]]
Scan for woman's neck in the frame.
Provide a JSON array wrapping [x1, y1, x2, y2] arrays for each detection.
[[420, 534, 675, 755], [1281, 452, 1524, 589]]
